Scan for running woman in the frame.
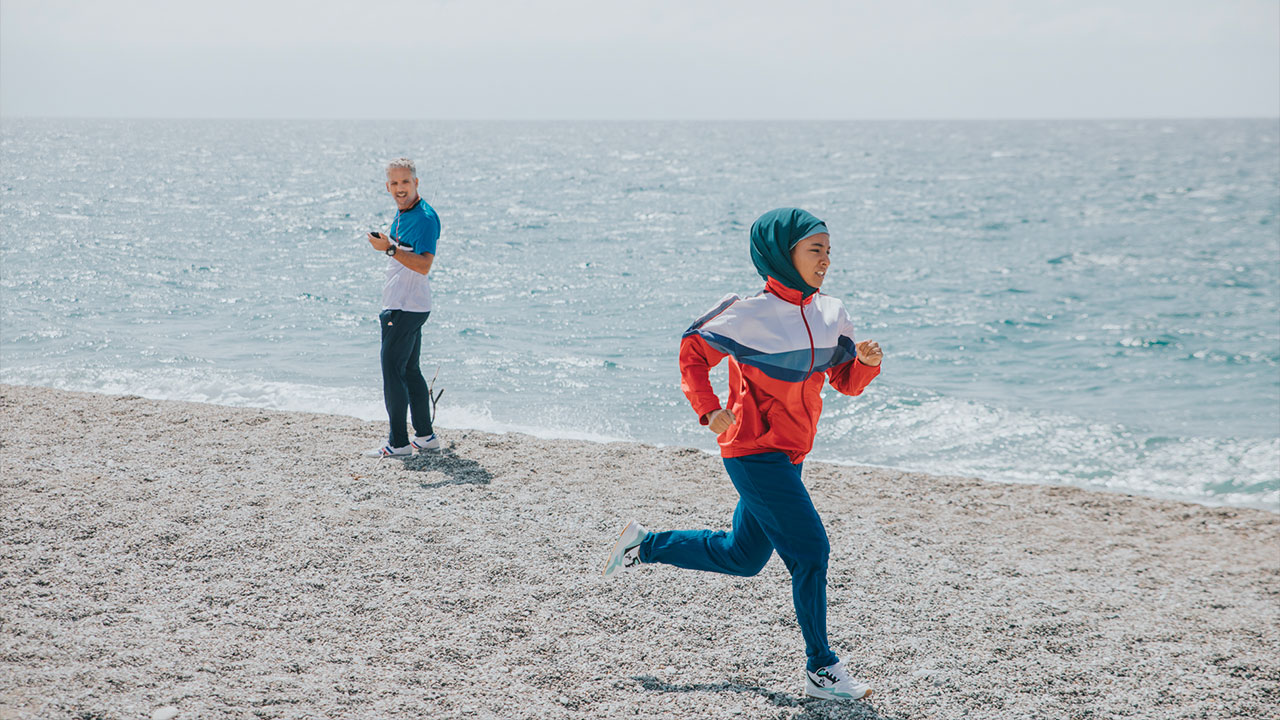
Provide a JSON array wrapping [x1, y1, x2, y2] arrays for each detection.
[[603, 208, 884, 701]]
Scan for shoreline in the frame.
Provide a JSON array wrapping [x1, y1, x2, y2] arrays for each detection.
[[3, 379, 1273, 513], [2, 384, 1277, 719]]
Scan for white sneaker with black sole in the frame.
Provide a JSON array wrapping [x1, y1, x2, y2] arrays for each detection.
[[805, 661, 872, 700], [601, 520, 648, 576]]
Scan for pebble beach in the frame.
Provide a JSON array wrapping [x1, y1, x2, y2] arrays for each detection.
[[1, 384, 1277, 719]]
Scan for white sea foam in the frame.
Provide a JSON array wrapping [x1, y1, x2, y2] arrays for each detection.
[[821, 393, 1279, 511], [1, 367, 387, 422], [5, 364, 1274, 511], [0, 367, 632, 446]]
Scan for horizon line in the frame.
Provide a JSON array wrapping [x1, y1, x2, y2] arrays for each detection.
[[3, 115, 1279, 123]]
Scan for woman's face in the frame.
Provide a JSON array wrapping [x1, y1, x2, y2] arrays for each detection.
[[789, 233, 831, 288]]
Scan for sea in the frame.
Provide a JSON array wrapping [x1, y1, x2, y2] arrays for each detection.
[[2, 119, 1277, 511]]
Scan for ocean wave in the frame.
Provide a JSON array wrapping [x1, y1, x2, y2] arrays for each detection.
[[818, 392, 1279, 512], [0, 368, 633, 446]]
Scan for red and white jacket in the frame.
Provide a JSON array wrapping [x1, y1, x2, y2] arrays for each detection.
[[680, 277, 880, 464]]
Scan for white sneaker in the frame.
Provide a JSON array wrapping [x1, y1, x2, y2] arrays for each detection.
[[805, 661, 872, 700], [411, 434, 441, 451], [601, 520, 648, 577], [362, 444, 413, 458]]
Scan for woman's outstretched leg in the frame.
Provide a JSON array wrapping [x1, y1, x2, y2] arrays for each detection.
[[637, 497, 773, 576]]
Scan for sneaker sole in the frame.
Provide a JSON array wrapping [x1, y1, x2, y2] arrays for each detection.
[[805, 685, 872, 701], [363, 450, 414, 458]]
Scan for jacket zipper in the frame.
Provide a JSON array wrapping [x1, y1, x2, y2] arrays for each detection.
[[800, 302, 815, 374], [799, 302, 815, 424]]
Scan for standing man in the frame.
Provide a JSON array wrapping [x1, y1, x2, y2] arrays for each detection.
[[363, 157, 442, 458]]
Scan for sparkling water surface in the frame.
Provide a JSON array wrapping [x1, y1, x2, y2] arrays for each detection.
[[2, 119, 1277, 510]]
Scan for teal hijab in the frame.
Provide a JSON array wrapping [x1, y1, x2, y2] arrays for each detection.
[[749, 208, 828, 298]]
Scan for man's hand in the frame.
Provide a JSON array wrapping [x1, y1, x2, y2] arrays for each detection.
[[856, 340, 883, 366], [706, 408, 737, 434], [368, 232, 391, 252]]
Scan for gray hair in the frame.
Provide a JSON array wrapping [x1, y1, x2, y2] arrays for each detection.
[[386, 157, 416, 177]]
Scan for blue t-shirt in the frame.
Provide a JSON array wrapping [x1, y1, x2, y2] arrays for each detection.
[[383, 198, 440, 312], [393, 198, 440, 255]]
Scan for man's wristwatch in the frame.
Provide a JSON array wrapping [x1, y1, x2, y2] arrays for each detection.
[[385, 245, 397, 257]]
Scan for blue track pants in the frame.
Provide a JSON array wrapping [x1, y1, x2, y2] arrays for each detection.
[[637, 451, 837, 671]]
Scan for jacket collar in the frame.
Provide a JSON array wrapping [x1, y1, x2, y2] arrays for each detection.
[[765, 276, 815, 306]]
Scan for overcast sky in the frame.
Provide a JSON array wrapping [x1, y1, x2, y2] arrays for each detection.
[[2, 0, 1277, 119]]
